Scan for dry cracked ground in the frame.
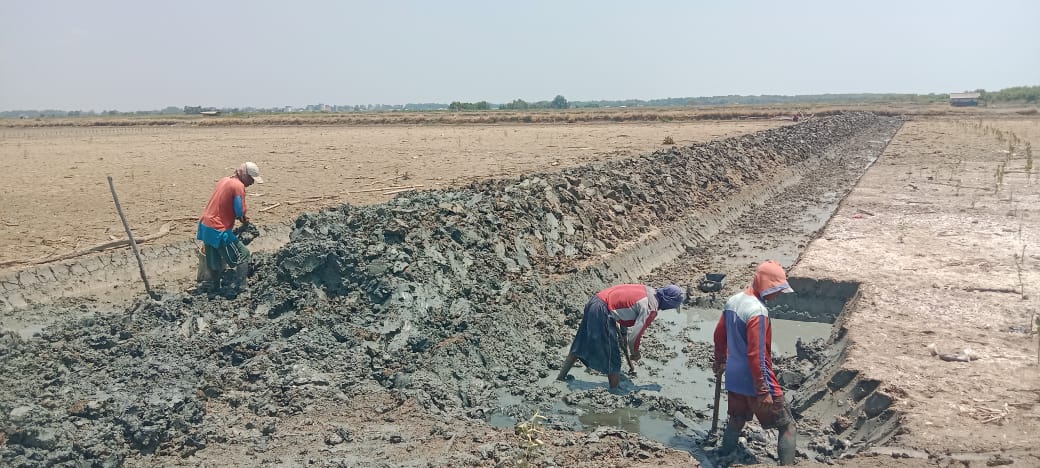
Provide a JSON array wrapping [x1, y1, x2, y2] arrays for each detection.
[[1, 112, 1039, 468]]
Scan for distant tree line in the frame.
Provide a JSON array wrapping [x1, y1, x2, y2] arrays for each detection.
[[499, 95, 569, 110], [979, 86, 1040, 103], [3, 86, 1037, 118], [448, 101, 491, 111], [570, 93, 952, 108]]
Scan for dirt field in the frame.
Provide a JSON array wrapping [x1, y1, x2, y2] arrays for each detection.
[[793, 116, 1040, 464], [0, 121, 783, 266], [2, 111, 1040, 467]]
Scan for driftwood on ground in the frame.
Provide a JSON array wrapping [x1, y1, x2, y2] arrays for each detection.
[[0, 222, 174, 268]]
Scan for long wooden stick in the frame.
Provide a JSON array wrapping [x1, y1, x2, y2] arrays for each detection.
[[348, 184, 423, 194], [383, 187, 421, 195], [107, 176, 158, 300]]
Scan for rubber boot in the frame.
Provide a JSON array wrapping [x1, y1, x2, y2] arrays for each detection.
[[718, 419, 744, 456], [777, 421, 797, 465], [195, 249, 216, 294], [556, 354, 577, 381]]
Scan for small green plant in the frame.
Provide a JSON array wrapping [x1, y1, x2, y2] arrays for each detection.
[[662, 136, 676, 145], [514, 410, 548, 467]]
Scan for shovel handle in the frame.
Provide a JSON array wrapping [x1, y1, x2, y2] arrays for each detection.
[[709, 372, 723, 438]]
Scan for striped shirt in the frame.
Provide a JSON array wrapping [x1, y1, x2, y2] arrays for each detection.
[[713, 291, 783, 397], [596, 284, 660, 354]]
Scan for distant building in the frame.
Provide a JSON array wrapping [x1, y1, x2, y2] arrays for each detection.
[[950, 92, 981, 107], [200, 110, 221, 116]]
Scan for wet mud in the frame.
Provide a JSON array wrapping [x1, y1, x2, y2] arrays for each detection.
[[0, 113, 903, 466]]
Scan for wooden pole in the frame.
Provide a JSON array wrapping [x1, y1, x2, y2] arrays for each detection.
[[107, 176, 158, 300]]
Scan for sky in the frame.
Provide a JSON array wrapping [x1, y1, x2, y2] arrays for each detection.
[[1, 0, 1038, 111]]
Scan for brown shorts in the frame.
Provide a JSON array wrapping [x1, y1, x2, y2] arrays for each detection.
[[727, 392, 793, 429]]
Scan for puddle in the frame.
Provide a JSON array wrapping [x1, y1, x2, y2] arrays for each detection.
[[489, 303, 836, 452], [771, 318, 833, 356]]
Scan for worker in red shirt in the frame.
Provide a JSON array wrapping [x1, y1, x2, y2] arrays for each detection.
[[557, 284, 684, 389], [196, 162, 263, 296], [713, 260, 797, 464]]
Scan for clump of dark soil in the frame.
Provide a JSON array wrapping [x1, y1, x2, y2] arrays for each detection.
[[0, 113, 894, 466]]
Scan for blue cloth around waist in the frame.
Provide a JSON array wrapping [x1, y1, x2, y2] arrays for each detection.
[[197, 222, 238, 248]]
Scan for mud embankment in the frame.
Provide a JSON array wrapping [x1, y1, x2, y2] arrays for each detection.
[[0, 113, 899, 466], [1, 225, 293, 318], [774, 279, 902, 463]]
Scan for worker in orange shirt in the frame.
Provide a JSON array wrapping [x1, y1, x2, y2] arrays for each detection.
[[196, 162, 263, 296]]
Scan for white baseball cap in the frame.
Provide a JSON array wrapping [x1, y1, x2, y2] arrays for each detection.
[[243, 162, 263, 183]]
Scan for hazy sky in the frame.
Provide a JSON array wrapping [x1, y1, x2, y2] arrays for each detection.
[[2, 0, 1038, 111]]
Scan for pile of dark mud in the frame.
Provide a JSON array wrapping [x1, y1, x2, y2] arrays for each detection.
[[0, 113, 891, 466]]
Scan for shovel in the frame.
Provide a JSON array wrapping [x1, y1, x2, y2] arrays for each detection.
[[707, 370, 723, 444]]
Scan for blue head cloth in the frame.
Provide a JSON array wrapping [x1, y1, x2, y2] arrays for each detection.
[[656, 284, 685, 310]]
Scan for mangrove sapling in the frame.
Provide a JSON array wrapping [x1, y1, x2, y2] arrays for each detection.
[[1014, 245, 1027, 300], [514, 410, 548, 467], [1026, 143, 1033, 179]]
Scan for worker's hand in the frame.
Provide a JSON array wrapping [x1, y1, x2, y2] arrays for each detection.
[[712, 360, 725, 376], [630, 350, 641, 362], [754, 393, 774, 412]]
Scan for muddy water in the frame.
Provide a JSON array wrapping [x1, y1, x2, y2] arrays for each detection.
[[490, 307, 832, 446]]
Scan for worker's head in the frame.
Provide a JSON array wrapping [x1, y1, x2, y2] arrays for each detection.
[[750, 260, 795, 301], [656, 284, 685, 311], [235, 162, 264, 186]]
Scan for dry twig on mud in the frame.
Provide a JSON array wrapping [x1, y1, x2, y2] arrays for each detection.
[[366, 174, 405, 187], [0, 222, 174, 268], [286, 195, 341, 205], [920, 180, 991, 191], [347, 184, 423, 195], [383, 187, 421, 195], [962, 286, 1020, 294], [962, 404, 1011, 424], [259, 203, 281, 212]]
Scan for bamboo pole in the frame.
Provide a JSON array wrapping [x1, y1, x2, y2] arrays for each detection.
[[107, 176, 159, 300]]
